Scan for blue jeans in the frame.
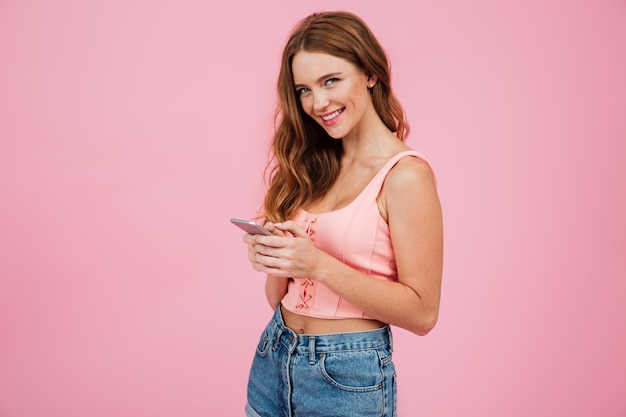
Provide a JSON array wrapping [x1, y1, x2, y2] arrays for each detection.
[[246, 306, 397, 417]]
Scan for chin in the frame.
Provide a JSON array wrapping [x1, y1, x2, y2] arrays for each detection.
[[321, 126, 348, 140]]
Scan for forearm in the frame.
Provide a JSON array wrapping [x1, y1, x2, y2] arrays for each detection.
[[315, 255, 441, 335], [265, 275, 289, 310]]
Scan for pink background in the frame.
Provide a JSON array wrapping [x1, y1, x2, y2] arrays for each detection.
[[1, 0, 625, 416]]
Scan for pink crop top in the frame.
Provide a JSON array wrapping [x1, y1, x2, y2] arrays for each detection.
[[280, 150, 435, 320]]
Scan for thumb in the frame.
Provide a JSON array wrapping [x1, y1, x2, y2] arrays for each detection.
[[274, 220, 308, 238]]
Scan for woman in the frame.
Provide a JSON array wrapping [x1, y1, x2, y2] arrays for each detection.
[[242, 11, 443, 417]]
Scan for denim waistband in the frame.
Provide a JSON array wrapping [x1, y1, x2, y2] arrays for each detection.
[[269, 306, 392, 357]]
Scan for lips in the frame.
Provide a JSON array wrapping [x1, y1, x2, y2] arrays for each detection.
[[319, 108, 344, 125]]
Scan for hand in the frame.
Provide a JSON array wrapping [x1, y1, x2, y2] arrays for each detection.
[[248, 220, 323, 279], [242, 222, 293, 272]]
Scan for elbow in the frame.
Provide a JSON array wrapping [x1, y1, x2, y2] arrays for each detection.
[[265, 292, 284, 310], [410, 311, 439, 336], [266, 298, 280, 310]]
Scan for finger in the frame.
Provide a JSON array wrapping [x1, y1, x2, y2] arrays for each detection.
[[254, 253, 290, 278], [247, 244, 258, 262], [255, 243, 280, 258], [263, 222, 288, 237], [252, 233, 287, 249], [273, 220, 308, 238]]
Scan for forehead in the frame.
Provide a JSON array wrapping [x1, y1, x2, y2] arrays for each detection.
[[292, 51, 359, 83]]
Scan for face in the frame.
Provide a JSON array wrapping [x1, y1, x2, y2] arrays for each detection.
[[291, 51, 377, 140]]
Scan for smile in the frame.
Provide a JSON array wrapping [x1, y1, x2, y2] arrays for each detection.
[[320, 108, 344, 121]]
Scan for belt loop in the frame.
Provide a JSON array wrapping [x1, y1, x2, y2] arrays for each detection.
[[273, 327, 283, 351], [386, 326, 393, 353], [308, 336, 316, 365]]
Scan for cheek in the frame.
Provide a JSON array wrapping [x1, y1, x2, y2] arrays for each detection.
[[299, 97, 315, 117], [351, 90, 372, 111]]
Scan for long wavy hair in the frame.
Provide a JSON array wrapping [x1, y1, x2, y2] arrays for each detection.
[[263, 11, 409, 222]]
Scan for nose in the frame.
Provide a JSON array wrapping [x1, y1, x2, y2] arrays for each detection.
[[312, 90, 329, 112]]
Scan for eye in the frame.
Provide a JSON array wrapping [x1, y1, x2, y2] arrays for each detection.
[[325, 78, 339, 86], [296, 87, 310, 96]]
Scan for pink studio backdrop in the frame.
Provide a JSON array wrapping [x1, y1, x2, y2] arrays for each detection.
[[1, 0, 625, 416]]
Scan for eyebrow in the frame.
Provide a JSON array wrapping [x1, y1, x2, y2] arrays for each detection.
[[294, 72, 342, 88]]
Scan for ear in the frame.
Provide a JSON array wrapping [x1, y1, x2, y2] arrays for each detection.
[[367, 74, 378, 88]]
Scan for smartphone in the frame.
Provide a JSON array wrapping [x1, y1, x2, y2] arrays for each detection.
[[230, 218, 273, 236]]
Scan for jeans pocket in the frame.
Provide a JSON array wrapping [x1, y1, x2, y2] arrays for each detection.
[[319, 350, 383, 392]]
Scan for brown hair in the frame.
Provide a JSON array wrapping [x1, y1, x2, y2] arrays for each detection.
[[263, 11, 409, 222]]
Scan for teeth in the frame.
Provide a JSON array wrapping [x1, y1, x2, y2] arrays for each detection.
[[321, 109, 342, 121]]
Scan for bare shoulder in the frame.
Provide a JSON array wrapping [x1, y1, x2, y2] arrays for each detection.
[[384, 155, 436, 191], [378, 155, 439, 221]]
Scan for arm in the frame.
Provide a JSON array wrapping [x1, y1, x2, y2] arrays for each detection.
[[265, 276, 289, 310], [323, 157, 443, 334], [251, 158, 443, 335]]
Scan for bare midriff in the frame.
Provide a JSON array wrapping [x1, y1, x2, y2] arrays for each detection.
[[280, 305, 386, 334]]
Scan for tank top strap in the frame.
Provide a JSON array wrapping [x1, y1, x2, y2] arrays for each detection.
[[360, 150, 436, 200]]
